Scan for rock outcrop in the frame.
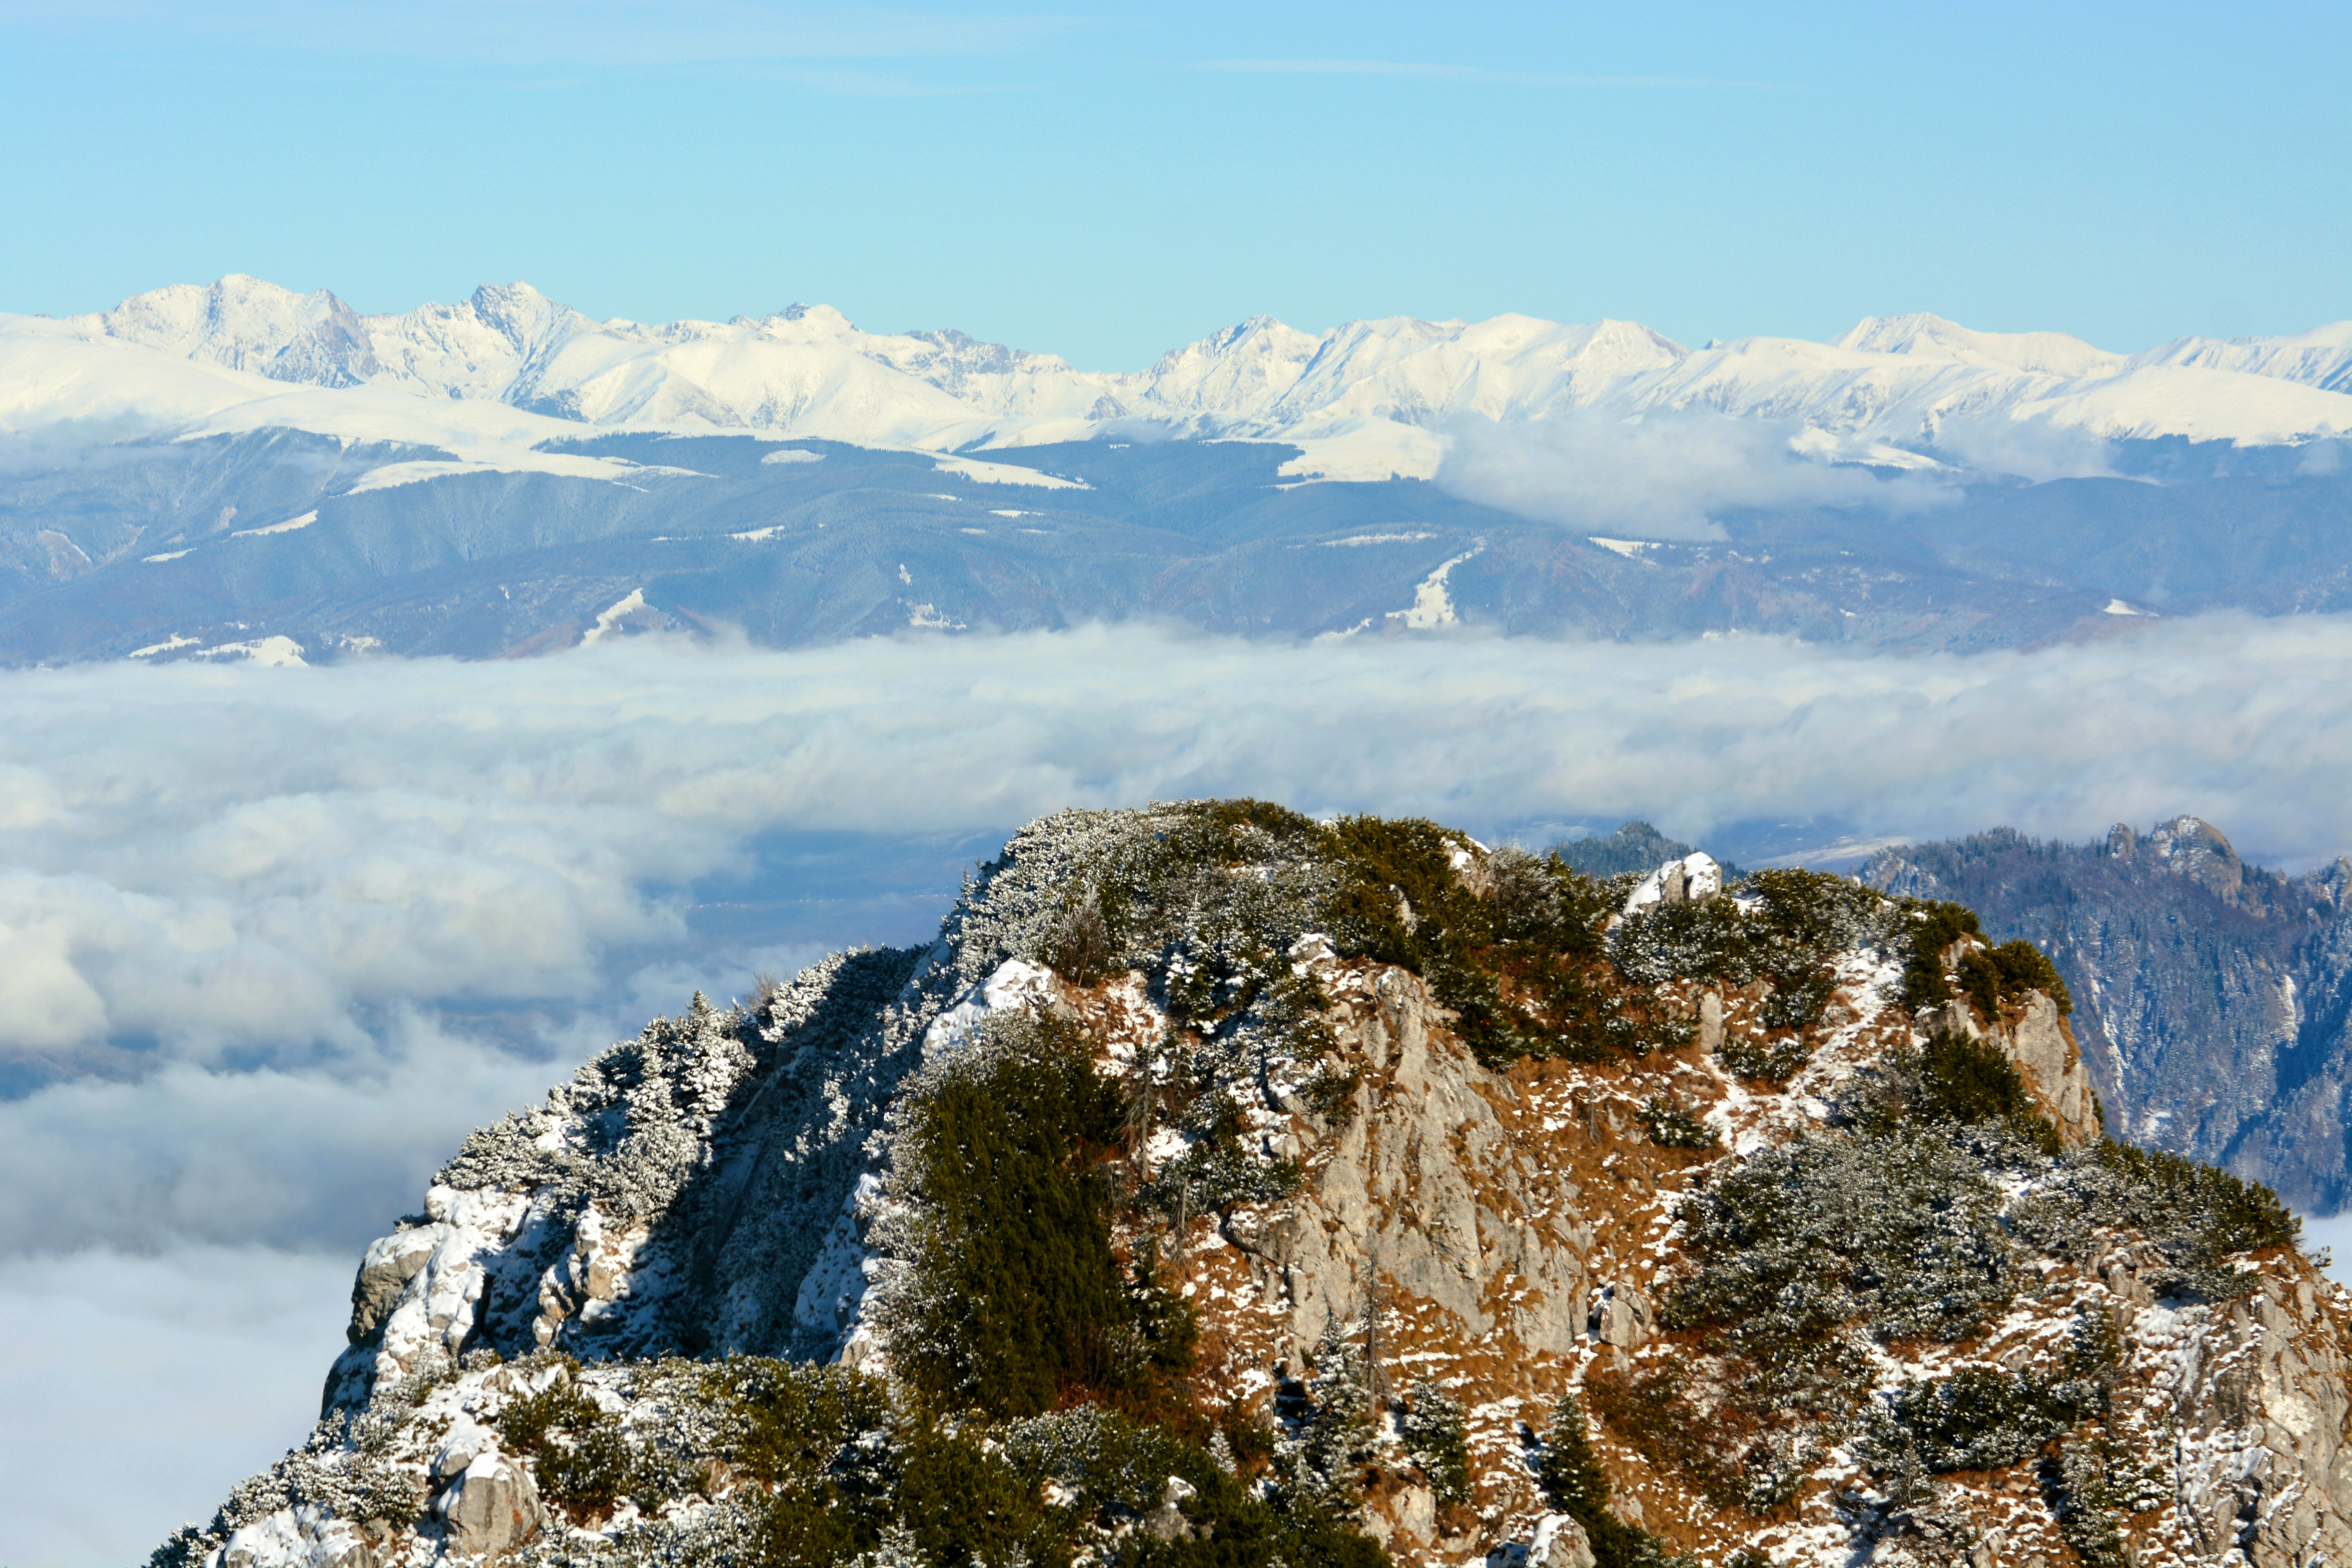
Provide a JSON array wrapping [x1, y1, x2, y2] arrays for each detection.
[[157, 806, 2352, 1568]]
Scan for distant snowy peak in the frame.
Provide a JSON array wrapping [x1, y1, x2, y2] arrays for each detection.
[[96, 274, 383, 389], [1830, 313, 2124, 379], [2131, 320, 2352, 394], [24, 278, 2352, 485]]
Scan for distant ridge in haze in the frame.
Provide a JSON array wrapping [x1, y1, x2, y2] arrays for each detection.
[[1867, 818, 2352, 1211]]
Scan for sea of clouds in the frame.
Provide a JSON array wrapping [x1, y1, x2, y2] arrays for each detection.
[[6, 613, 2352, 1562]]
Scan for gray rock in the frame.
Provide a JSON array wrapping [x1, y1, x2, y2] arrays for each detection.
[[2167, 1272, 2352, 1567], [437, 1454, 545, 1558]]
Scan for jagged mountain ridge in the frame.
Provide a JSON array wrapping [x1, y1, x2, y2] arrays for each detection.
[[161, 804, 2352, 1568], [16, 276, 2352, 487], [1866, 816, 2352, 1211], [2, 277, 2348, 666]]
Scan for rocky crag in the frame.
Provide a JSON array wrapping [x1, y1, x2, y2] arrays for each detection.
[[1867, 817, 2352, 1212], [160, 804, 2351, 1568]]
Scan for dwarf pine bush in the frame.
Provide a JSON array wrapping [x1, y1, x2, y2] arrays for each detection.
[[497, 1375, 637, 1520], [1841, 1029, 2064, 1157], [878, 1015, 1194, 1420], [1897, 902, 1984, 1011], [1637, 1094, 1719, 1150], [2009, 1138, 2299, 1299], [1667, 1132, 2015, 1374], [1863, 1365, 2100, 1474]]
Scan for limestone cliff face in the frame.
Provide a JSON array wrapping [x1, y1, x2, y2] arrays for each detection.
[[1926, 982, 2101, 1147], [161, 807, 2352, 1568], [2166, 1272, 2352, 1565]]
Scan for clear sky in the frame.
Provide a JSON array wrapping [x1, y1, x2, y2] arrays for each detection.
[[1, 0, 2344, 368]]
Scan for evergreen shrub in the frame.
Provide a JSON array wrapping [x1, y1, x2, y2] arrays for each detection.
[[888, 1019, 1195, 1420], [1400, 1375, 1473, 1507]]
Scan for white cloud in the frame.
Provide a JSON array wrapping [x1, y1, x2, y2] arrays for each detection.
[[1434, 408, 1937, 539], [1929, 412, 2122, 481], [1, 618, 2347, 1098], [3, 620, 2349, 1084]]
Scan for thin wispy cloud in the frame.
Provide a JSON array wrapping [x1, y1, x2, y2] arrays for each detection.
[[1194, 58, 1773, 90]]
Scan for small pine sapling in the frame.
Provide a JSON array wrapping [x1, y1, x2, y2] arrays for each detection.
[[1401, 1374, 1472, 1507]]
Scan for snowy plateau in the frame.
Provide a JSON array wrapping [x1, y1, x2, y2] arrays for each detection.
[[0, 278, 2347, 663], [156, 805, 2352, 1568]]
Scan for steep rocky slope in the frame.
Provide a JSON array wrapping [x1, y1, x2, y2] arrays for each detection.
[[1867, 817, 2352, 1211], [159, 804, 2350, 1568]]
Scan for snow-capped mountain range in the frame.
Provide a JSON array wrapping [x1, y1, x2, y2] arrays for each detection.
[[5, 274, 2347, 486]]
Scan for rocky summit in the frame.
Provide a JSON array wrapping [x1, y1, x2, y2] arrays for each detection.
[[156, 803, 2350, 1568]]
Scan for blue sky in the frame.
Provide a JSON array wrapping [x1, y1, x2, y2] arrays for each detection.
[[2, 1, 2345, 369]]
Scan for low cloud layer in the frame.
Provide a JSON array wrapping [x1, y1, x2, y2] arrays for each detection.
[[2, 613, 2348, 1256], [2, 614, 2350, 1561], [1928, 412, 2122, 482], [0, 1246, 350, 1564], [1435, 408, 1938, 538], [4, 616, 2348, 1091]]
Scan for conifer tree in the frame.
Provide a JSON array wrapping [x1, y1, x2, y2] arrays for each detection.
[[1536, 1391, 1612, 1522], [1537, 1391, 1688, 1568], [1401, 1374, 1472, 1506], [1287, 1311, 1378, 1515]]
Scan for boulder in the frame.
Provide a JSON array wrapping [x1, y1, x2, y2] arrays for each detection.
[[436, 1450, 544, 1558]]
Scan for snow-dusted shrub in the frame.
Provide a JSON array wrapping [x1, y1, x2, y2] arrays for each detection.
[[1896, 901, 1985, 1012], [874, 1012, 1194, 1420], [433, 990, 760, 1221], [1736, 1432, 1809, 1514], [1862, 1365, 2098, 1474], [1839, 1029, 2064, 1157], [1960, 939, 2073, 1018], [1715, 1029, 1813, 1084], [944, 802, 1336, 1006], [1146, 1130, 1303, 1220], [2050, 1436, 2147, 1568], [1000, 1405, 1198, 1523], [2009, 1138, 2300, 1299], [1637, 1094, 1719, 1150], [149, 1415, 428, 1568], [1613, 869, 1885, 992], [498, 1373, 637, 1520], [689, 1356, 893, 1495], [1534, 1392, 1697, 1568], [1281, 1315, 1378, 1519], [1610, 897, 1753, 988], [1667, 1132, 2016, 1374], [1297, 1059, 1365, 1128]]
